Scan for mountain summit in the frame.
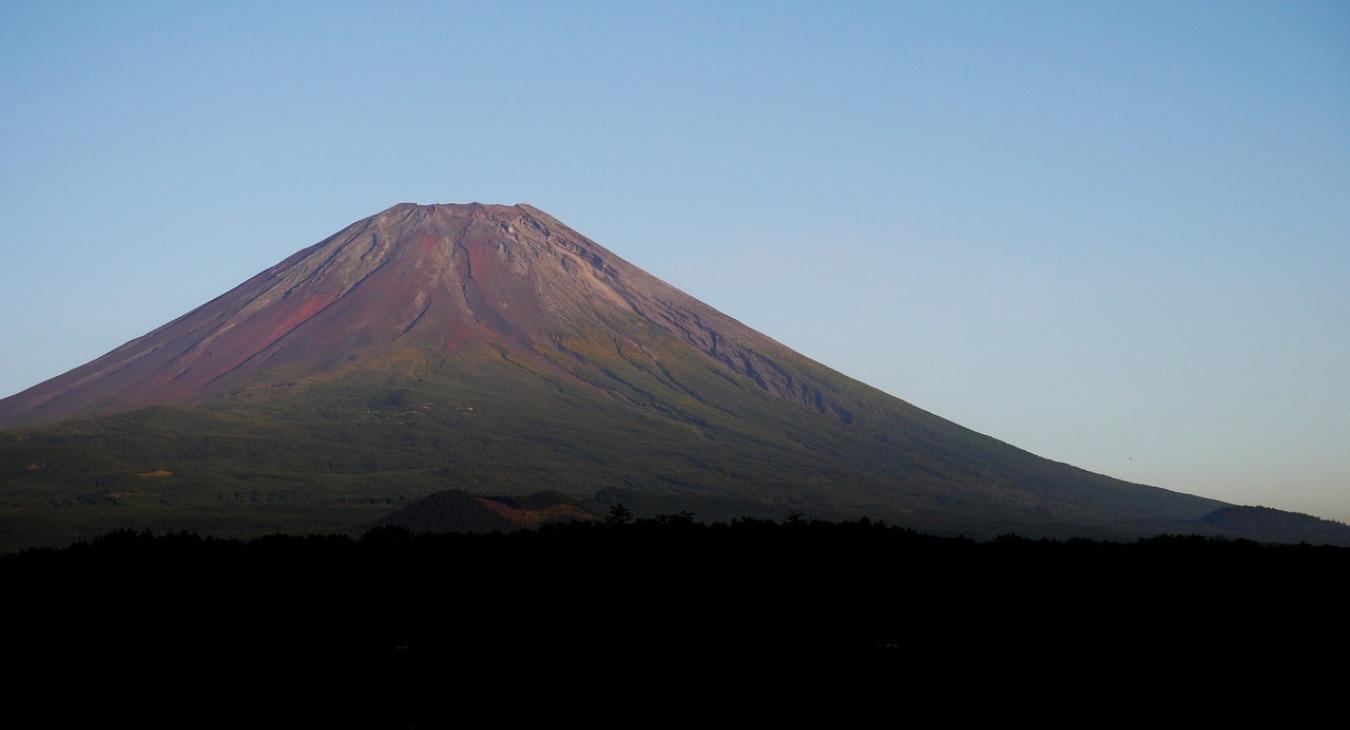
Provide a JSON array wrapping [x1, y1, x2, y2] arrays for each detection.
[[9, 201, 1338, 548], [0, 202, 850, 424]]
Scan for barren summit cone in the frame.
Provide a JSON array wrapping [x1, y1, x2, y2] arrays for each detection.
[[9, 201, 1324, 549], [0, 202, 848, 421]]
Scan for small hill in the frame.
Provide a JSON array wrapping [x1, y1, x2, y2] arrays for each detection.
[[1190, 506, 1350, 546], [373, 490, 597, 533]]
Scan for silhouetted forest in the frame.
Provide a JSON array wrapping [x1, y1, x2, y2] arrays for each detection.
[[4, 513, 1345, 716]]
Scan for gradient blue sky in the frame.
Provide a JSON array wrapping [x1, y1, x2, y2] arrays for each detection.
[[2, 1, 1348, 520]]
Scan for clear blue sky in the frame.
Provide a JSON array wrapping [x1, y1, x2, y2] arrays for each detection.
[[2, 1, 1348, 520]]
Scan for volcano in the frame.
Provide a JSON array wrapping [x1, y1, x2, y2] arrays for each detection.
[[0, 202, 876, 423], [5, 202, 1342, 549]]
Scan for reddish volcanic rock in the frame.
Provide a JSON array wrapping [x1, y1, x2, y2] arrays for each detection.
[[0, 202, 839, 426]]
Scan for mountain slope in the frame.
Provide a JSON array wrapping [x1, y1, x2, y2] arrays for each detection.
[[0, 202, 1241, 548]]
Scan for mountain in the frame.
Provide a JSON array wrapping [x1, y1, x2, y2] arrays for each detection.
[[0, 201, 1326, 549]]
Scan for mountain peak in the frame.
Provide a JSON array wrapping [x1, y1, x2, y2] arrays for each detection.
[[0, 201, 792, 426], [379, 200, 535, 214]]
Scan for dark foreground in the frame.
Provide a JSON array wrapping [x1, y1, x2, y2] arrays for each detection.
[[4, 516, 1345, 715]]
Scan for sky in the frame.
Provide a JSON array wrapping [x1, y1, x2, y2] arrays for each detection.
[[1, 1, 1348, 520]]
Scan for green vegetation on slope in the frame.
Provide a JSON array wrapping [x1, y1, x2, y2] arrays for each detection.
[[1, 331, 1226, 551]]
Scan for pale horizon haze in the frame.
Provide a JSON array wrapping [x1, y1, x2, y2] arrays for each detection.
[[2, 2, 1347, 521]]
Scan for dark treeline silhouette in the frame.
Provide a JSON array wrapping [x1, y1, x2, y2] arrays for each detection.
[[4, 513, 1346, 712]]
